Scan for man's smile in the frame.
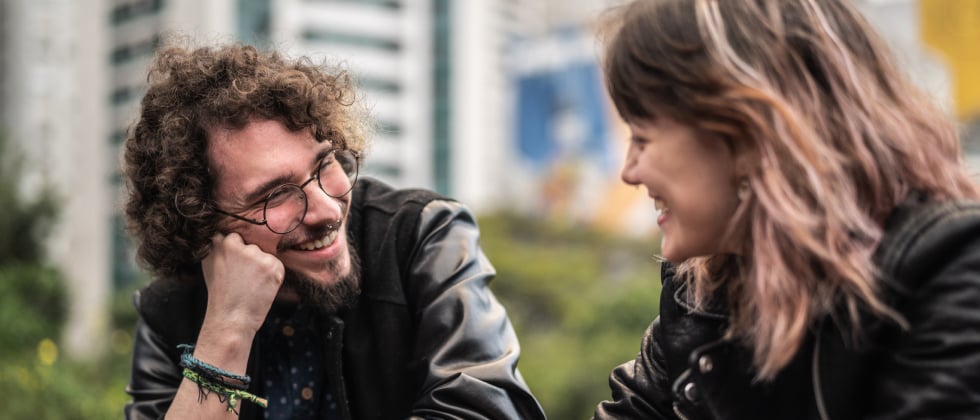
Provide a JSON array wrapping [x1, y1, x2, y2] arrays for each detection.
[[295, 229, 340, 251]]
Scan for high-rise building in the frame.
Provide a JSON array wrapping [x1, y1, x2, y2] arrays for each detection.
[[5, 0, 974, 359], [108, 0, 237, 287], [103, 0, 533, 283], [1, 0, 111, 359], [267, 0, 436, 190]]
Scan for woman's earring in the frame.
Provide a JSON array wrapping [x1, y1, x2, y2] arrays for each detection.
[[737, 178, 750, 202]]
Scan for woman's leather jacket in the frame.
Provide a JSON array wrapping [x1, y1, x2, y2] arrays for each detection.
[[595, 195, 980, 419]]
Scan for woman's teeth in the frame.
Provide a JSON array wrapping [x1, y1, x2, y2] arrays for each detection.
[[654, 199, 668, 212], [297, 230, 338, 251]]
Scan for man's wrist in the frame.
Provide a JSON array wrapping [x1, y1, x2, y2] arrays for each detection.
[[191, 323, 255, 373]]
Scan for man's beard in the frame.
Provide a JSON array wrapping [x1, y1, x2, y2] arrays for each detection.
[[282, 245, 361, 313]]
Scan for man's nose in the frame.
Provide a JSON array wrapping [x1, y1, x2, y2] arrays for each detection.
[[302, 182, 345, 224]]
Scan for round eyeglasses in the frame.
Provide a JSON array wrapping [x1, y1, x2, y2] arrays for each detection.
[[213, 149, 359, 234]]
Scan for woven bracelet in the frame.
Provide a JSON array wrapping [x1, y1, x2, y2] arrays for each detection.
[[177, 344, 252, 385], [183, 368, 268, 413]]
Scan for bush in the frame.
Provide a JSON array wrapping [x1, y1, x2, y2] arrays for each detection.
[[0, 263, 66, 353], [0, 262, 137, 419], [0, 133, 135, 418], [0, 135, 58, 265], [479, 212, 663, 419]]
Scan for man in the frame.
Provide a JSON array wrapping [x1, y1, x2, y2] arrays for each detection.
[[122, 43, 545, 420]]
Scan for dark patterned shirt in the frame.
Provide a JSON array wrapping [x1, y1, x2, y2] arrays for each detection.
[[259, 304, 339, 419]]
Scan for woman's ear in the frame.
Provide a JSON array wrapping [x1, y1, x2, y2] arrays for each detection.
[[731, 140, 756, 180]]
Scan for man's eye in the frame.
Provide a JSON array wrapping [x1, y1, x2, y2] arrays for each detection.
[[265, 187, 294, 207]]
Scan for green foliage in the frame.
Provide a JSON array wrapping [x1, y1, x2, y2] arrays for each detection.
[[0, 265, 137, 419], [0, 263, 66, 353], [479, 212, 663, 419], [0, 132, 133, 418], [0, 350, 133, 420], [0, 134, 59, 264]]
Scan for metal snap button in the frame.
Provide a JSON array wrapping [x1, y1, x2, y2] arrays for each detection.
[[683, 382, 699, 402], [698, 355, 713, 374]]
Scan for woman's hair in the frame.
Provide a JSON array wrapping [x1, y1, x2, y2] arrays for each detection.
[[603, 0, 980, 379], [124, 42, 370, 279]]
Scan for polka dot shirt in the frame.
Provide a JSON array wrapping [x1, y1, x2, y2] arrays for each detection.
[[259, 304, 339, 419]]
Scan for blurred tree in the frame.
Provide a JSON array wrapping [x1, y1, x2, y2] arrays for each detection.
[[479, 212, 663, 419], [0, 133, 131, 418], [0, 133, 59, 264], [0, 132, 65, 352]]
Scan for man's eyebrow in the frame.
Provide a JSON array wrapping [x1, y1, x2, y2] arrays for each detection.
[[239, 146, 333, 206], [314, 147, 333, 164], [241, 173, 296, 207]]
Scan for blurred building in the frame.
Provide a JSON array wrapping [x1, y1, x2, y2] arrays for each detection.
[[1, 0, 593, 357], [857, 0, 980, 175], [104, 1, 467, 281], [0, 0, 111, 359], [2, 0, 979, 358]]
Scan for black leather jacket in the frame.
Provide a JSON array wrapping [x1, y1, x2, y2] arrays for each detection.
[[594, 196, 980, 419], [124, 178, 546, 420]]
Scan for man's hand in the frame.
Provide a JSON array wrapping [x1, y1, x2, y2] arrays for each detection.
[[201, 232, 285, 336], [164, 233, 284, 419]]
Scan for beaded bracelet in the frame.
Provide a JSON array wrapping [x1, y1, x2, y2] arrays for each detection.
[[182, 368, 268, 413]]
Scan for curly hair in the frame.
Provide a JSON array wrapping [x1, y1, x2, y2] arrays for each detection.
[[124, 42, 370, 279], [603, 0, 980, 379]]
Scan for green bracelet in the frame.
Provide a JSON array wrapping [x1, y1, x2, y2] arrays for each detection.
[[182, 368, 268, 411]]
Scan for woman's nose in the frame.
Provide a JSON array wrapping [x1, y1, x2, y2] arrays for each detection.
[[620, 150, 640, 186]]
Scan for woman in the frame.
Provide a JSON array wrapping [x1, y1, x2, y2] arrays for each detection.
[[594, 0, 980, 419]]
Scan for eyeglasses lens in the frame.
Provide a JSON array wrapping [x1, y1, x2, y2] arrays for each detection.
[[263, 150, 359, 234]]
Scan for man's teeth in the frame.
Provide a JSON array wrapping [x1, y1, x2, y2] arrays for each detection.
[[654, 199, 668, 212], [297, 230, 338, 251]]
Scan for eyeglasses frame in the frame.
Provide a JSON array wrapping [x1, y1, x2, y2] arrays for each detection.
[[212, 148, 360, 234]]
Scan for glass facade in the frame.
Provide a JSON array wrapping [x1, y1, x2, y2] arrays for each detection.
[[108, 0, 169, 288], [432, 0, 451, 195], [238, 0, 271, 47]]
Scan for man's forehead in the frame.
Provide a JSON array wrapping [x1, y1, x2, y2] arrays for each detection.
[[205, 121, 330, 201], [206, 122, 327, 166]]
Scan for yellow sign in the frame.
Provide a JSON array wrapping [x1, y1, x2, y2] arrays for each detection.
[[920, 0, 980, 120]]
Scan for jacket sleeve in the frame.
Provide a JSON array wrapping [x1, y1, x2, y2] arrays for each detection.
[[124, 313, 182, 419], [404, 200, 546, 420], [863, 211, 980, 419], [593, 317, 675, 420]]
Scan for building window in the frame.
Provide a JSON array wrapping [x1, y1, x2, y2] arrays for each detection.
[[111, 0, 165, 25], [112, 214, 141, 289], [432, 0, 451, 195], [110, 35, 160, 64], [302, 30, 400, 52], [374, 119, 402, 136], [363, 162, 402, 178], [358, 77, 401, 94], [304, 0, 400, 9], [238, 0, 271, 47]]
